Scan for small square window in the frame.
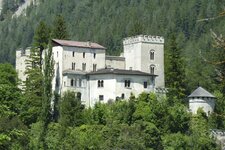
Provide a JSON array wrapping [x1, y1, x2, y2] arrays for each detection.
[[99, 95, 104, 101], [144, 81, 147, 88]]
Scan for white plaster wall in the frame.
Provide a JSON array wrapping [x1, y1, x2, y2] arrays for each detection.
[[89, 74, 116, 107], [141, 43, 164, 87], [16, 49, 30, 88], [189, 97, 215, 115], [105, 59, 125, 69], [62, 75, 88, 105], [52, 46, 63, 94], [115, 75, 154, 99], [62, 46, 105, 72], [123, 43, 142, 70], [89, 74, 155, 107]]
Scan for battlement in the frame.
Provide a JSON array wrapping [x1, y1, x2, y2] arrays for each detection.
[[16, 47, 31, 57], [123, 35, 164, 45]]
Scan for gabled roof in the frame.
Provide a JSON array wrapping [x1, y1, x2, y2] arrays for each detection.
[[188, 87, 215, 98], [88, 68, 157, 76], [52, 39, 106, 49]]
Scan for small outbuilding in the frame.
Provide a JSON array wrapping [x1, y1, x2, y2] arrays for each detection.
[[188, 86, 215, 116]]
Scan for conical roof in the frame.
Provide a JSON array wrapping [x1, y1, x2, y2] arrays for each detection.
[[188, 87, 215, 98]]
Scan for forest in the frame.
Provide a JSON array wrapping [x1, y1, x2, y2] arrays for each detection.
[[0, 0, 225, 149]]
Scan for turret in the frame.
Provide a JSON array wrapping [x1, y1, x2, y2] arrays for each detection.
[[188, 86, 215, 116]]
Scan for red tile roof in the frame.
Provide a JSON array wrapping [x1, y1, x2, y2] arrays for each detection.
[[52, 39, 106, 49]]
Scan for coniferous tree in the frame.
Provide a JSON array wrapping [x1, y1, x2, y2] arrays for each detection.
[[52, 15, 69, 40], [166, 35, 186, 102], [33, 21, 50, 70]]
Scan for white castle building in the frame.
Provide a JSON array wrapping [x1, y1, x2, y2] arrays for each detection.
[[16, 35, 165, 107]]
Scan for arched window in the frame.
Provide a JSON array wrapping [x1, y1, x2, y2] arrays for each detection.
[[150, 65, 155, 74], [125, 80, 131, 88], [150, 50, 155, 60], [98, 80, 104, 87]]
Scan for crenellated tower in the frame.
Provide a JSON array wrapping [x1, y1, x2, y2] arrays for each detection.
[[123, 35, 165, 88]]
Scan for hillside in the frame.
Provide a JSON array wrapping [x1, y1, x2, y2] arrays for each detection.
[[13, 0, 36, 17], [0, 0, 224, 91], [0, 0, 2, 13]]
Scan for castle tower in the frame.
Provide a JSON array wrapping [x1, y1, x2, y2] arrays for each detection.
[[188, 86, 215, 116], [16, 48, 31, 88], [123, 35, 165, 88]]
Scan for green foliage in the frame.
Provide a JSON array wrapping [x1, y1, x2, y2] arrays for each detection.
[[166, 35, 187, 100], [52, 15, 69, 39], [59, 91, 83, 127], [0, 64, 28, 150]]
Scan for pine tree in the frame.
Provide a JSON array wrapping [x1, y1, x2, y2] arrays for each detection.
[[52, 15, 69, 40], [166, 35, 186, 102], [33, 21, 50, 70]]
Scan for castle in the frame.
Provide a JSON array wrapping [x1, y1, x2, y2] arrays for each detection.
[[16, 35, 165, 107]]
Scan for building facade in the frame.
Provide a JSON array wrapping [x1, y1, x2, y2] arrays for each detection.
[[16, 35, 165, 107]]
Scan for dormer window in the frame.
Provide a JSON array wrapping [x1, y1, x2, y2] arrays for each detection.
[[150, 50, 155, 60]]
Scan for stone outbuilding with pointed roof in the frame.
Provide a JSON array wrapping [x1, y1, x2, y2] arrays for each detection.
[[188, 86, 216, 116]]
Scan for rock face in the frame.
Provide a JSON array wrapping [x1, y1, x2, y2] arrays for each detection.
[[13, 0, 37, 17]]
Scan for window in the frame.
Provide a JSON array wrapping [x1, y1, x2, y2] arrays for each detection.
[[121, 93, 125, 99], [79, 79, 82, 87], [56, 78, 59, 87], [93, 53, 96, 59], [150, 76, 155, 86], [77, 92, 81, 100], [57, 51, 58, 57], [93, 64, 97, 72], [98, 80, 104, 87], [99, 95, 104, 101], [150, 50, 154, 60], [82, 63, 86, 71], [83, 52, 85, 58], [144, 81, 148, 88], [72, 62, 76, 70], [72, 51, 75, 57], [101, 80, 104, 87], [125, 80, 131, 88], [150, 65, 155, 74], [71, 79, 74, 86], [75, 79, 78, 87]]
